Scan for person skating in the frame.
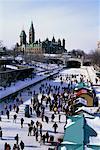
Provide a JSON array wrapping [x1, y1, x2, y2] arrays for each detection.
[[28, 124, 33, 136], [45, 116, 49, 123], [33, 125, 36, 136], [15, 134, 19, 145], [35, 129, 38, 141], [31, 120, 34, 126], [51, 114, 55, 122], [53, 122, 58, 133], [16, 106, 19, 114], [42, 134, 46, 144], [59, 114, 61, 122], [20, 140, 25, 150], [0, 127, 2, 139], [45, 131, 49, 143], [6, 110, 10, 119], [21, 118, 24, 128], [13, 114, 17, 123]]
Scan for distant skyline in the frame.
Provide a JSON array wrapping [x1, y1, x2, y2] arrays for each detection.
[[0, 0, 100, 52]]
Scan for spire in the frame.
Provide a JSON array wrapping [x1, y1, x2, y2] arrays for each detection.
[[62, 38, 65, 49], [52, 36, 55, 43], [58, 38, 61, 46], [20, 30, 26, 46], [29, 21, 35, 44]]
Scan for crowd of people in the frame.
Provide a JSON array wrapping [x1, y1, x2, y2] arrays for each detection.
[[0, 73, 97, 150]]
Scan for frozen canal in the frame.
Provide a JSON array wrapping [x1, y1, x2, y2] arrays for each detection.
[[0, 67, 100, 150]]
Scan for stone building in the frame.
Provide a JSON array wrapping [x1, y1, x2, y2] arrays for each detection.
[[16, 22, 66, 55]]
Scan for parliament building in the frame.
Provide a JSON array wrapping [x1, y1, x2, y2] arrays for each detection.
[[16, 22, 66, 54]]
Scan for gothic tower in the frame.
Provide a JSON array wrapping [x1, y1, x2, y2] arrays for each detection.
[[20, 30, 26, 46], [62, 38, 65, 49], [29, 21, 35, 44], [52, 36, 55, 43]]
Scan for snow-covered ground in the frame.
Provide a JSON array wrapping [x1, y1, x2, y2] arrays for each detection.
[[0, 66, 100, 150]]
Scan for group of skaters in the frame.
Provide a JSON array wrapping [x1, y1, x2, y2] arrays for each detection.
[[0, 73, 95, 149], [4, 134, 24, 150]]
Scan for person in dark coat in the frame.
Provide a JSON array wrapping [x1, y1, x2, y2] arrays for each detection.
[[6, 110, 10, 119], [31, 120, 34, 126], [13, 114, 17, 123], [53, 122, 58, 133], [33, 125, 36, 136], [9, 105, 12, 111], [58, 114, 61, 122], [16, 106, 19, 114], [15, 134, 19, 144], [20, 140, 24, 150], [35, 129, 38, 141], [28, 124, 33, 136], [51, 114, 55, 122], [42, 134, 46, 144], [36, 121, 39, 128], [40, 123, 42, 137], [21, 118, 24, 128], [0, 127, 2, 139], [30, 107, 32, 115], [45, 131, 49, 143], [13, 104, 16, 111], [45, 116, 49, 123], [41, 113, 44, 122]]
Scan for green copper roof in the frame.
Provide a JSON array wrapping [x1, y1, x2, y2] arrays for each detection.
[[63, 114, 84, 144], [75, 82, 89, 89], [59, 113, 100, 150]]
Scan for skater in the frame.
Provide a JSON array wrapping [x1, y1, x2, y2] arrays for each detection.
[[59, 114, 61, 122], [45, 131, 49, 143], [31, 120, 34, 126], [28, 124, 33, 136], [20, 140, 24, 150], [15, 134, 19, 144], [16, 106, 19, 114], [13, 114, 17, 123], [13, 104, 16, 111], [42, 134, 46, 144], [40, 123, 42, 137], [45, 116, 49, 123], [53, 122, 58, 133], [6, 110, 10, 119], [0, 127, 2, 139], [41, 113, 44, 122], [30, 106, 32, 115], [9, 105, 12, 111], [36, 121, 39, 128], [35, 129, 38, 141], [51, 114, 55, 122], [33, 125, 36, 136], [21, 118, 24, 128]]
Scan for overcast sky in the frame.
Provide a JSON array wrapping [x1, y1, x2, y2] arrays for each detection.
[[0, 0, 100, 52]]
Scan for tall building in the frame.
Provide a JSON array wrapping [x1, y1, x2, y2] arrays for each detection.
[[62, 38, 65, 49], [29, 21, 35, 44], [42, 37, 66, 54], [17, 22, 67, 55], [20, 30, 26, 46]]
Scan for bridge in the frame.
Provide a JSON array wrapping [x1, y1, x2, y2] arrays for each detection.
[[43, 54, 83, 67]]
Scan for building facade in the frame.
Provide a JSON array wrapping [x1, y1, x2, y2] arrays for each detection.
[[16, 22, 66, 55]]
